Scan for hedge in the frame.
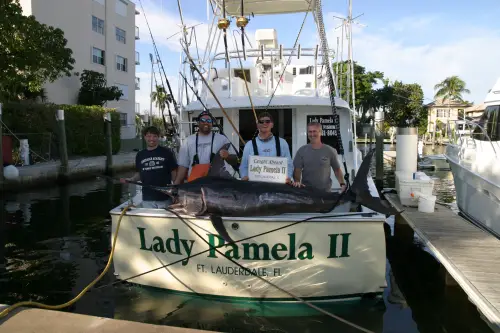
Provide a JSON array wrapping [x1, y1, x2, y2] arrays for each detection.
[[2, 102, 121, 159]]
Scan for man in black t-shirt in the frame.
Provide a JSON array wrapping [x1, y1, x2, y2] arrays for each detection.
[[121, 126, 178, 209]]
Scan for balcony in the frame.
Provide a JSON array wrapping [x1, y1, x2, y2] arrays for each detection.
[[135, 26, 139, 40], [135, 77, 140, 90], [135, 51, 140, 65]]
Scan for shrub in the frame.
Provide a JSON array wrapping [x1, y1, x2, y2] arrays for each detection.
[[2, 102, 121, 159]]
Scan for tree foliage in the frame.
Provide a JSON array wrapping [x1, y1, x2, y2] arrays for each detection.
[[77, 70, 123, 106], [151, 85, 173, 112], [434, 75, 471, 103], [385, 81, 425, 128], [0, 0, 75, 102], [3, 102, 121, 157], [334, 61, 384, 115]]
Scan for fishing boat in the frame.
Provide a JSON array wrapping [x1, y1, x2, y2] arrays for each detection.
[[110, 0, 389, 302], [417, 154, 450, 171], [445, 77, 500, 239]]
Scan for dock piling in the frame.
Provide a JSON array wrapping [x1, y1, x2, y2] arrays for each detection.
[[0, 103, 4, 182], [374, 111, 384, 189], [104, 112, 113, 176], [56, 109, 69, 183]]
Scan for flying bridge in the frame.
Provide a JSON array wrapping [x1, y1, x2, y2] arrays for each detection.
[[212, 0, 317, 16]]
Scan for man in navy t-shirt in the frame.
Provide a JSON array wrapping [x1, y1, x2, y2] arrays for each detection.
[[121, 126, 178, 208]]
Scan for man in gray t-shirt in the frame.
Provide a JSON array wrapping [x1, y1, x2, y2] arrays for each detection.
[[293, 122, 346, 192]]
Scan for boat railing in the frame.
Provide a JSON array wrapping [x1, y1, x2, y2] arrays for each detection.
[[448, 119, 497, 156], [211, 46, 334, 62]]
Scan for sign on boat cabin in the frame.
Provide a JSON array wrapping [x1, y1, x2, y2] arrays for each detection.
[[306, 115, 342, 153]]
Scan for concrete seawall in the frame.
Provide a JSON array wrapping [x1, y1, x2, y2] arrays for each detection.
[[1, 152, 136, 191]]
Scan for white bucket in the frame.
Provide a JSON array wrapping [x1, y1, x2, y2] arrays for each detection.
[[418, 194, 436, 213]]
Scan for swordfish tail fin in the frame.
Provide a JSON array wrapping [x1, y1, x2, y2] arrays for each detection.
[[349, 149, 401, 216]]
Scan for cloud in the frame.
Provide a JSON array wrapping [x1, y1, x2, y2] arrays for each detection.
[[322, 13, 500, 104], [135, 0, 257, 59]]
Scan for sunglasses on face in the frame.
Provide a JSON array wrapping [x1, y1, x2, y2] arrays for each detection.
[[199, 118, 213, 123], [258, 119, 272, 124]]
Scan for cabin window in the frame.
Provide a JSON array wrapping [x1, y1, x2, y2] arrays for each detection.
[[238, 109, 293, 155], [299, 66, 313, 74], [234, 69, 251, 83], [473, 105, 500, 141]]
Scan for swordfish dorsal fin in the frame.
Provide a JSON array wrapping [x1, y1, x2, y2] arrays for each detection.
[[349, 149, 401, 216]]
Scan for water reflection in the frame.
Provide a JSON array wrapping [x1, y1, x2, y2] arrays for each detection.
[[0, 147, 494, 332]]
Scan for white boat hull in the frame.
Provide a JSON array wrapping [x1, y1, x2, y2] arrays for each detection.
[[110, 207, 387, 302], [446, 143, 500, 238]]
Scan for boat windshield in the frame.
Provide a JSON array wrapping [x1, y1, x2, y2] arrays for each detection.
[[472, 105, 500, 141]]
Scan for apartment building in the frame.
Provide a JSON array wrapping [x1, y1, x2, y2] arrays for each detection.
[[20, 0, 141, 139]]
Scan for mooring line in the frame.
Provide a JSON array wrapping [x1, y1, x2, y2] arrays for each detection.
[[167, 208, 376, 333]]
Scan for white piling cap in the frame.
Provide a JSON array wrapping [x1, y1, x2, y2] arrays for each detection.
[[56, 109, 64, 121]]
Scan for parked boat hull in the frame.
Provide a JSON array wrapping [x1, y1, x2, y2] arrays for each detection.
[[446, 143, 500, 239], [109, 206, 387, 302], [447, 158, 500, 239]]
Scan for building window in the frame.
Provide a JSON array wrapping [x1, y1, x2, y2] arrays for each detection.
[[135, 26, 140, 40], [116, 27, 126, 43], [116, 56, 127, 72], [115, 83, 128, 100], [115, 0, 127, 16], [135, 51, 140, 65], [119, 112, 127, 126], [135, 77, 140, 90], [436, 109, 450, 117], [92, 47, 105, 65], [305, 82, 312, 88], [92, 16, 104, 35]]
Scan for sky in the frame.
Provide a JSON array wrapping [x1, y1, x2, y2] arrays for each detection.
[[132, 0, 500, 116]]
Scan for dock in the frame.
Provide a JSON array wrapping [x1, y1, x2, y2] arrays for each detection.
[[1, 152, 136, 191], [0, 306, 214, 333], [385, 194, 500, 332]]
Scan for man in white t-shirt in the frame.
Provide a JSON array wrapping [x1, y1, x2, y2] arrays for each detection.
[[174, 110, 238, 184]]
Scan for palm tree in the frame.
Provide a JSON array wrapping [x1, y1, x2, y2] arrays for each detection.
[[434, 75, 471, 119], [433, 76, 471, 141], [150, 85, 173, 116]]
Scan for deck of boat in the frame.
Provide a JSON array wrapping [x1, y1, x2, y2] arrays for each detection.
[[385, 194, 500, 332]]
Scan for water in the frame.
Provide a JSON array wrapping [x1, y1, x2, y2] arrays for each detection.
[[0, 144, 494, 333]]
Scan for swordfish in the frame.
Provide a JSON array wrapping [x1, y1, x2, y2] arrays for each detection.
[[138, 145, 400, 218]]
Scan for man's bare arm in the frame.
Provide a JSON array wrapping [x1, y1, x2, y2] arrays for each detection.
[[128, 172, 140, 182], [333, 167, 345, 185], [293, 168, 302, 183], [171, 168, 178, 184], [174, 166, 188, 185]]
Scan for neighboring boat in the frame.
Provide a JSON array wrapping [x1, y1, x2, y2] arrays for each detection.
[[417, 154, 450, 171], [110, 0, 389, 302], [445, 77, 500, 238]]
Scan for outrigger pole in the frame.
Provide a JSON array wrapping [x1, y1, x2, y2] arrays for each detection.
[[138, 0, 179, 146]]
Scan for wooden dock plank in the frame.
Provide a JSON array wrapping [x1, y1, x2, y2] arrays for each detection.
[[385, 194, 500, 332]]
